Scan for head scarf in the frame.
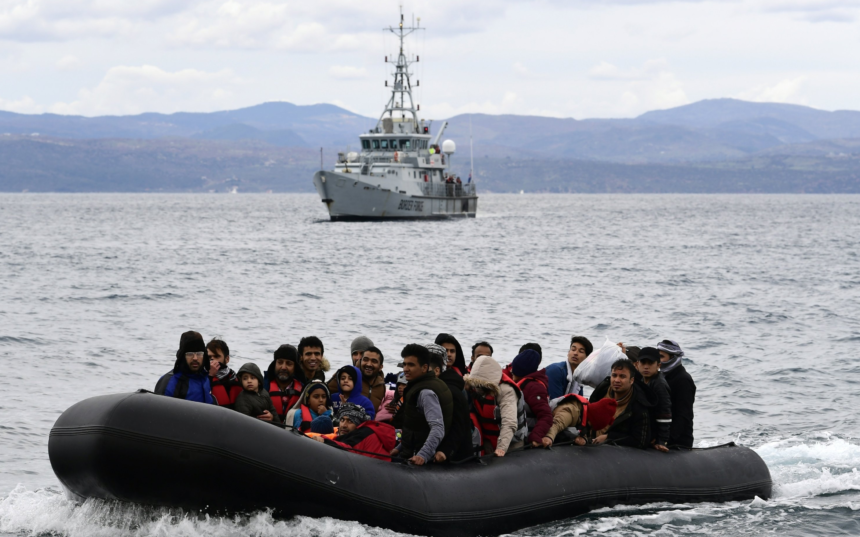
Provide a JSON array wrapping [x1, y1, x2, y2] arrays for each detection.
[[424, 343, 448, 373], [656, 339, 684, 373], [335, 402, 368, 426]]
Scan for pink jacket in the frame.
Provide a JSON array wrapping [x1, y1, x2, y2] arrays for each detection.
[[373, 389, 396, 423]]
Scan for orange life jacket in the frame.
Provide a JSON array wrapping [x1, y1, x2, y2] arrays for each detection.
[[556, 393, 590, 429], [269, 379, 303, 420], [298, 404, 314, 432]]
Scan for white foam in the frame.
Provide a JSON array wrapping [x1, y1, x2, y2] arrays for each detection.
[[0, 485, 407, 537]]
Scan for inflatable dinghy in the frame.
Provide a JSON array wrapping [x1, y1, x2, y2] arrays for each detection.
[[49, 392, 772, 537]]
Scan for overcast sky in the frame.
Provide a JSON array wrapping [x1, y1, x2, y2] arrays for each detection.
[[0, 0, 858, 119]]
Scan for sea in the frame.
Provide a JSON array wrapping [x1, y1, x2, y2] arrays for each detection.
[[1, 193, 859, 536]]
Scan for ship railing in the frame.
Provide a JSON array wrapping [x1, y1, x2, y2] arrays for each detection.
[[420, 183, 475, 197]]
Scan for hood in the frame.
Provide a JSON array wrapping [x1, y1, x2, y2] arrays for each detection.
[[464, 356, 502, 397], [360, 421, 398, 452], [173, 337, 209, 376], [439, 367, 465, 391], [289, 380, 332, 412], [335, 364, 363, 393], [434, 333, 467, 372], [236, 362, 264, 389]]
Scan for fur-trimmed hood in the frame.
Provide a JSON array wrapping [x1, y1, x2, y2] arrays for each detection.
[[464, 355, 502, 397]]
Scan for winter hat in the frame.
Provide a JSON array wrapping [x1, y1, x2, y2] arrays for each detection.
[[396, 372, 408, 385], [587, 398, 617, 431], [175, 336, 208, 374], [310, 415, 334, 434], [636, 347, 660, 363], [350, 336, 374, 355], [626, 346, 642, 362], [236, 363, 265, 387], [510, 349, 541, 378], [335, 402, 368, 425], [274, 344, 298, 363], [655, 339, 685, 374], [424, 343, 448, 373]]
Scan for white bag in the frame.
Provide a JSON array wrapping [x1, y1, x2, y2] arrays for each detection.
[[572, 337, 624, 388]]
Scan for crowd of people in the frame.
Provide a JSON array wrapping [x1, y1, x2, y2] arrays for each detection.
[[153, 332, 696, 464]]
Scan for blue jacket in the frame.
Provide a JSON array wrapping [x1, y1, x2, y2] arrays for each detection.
[[545, 361, 583, 400], [164, 372, 215, 404], [292, 407, 333, 429], [331, 365, 377, 419]]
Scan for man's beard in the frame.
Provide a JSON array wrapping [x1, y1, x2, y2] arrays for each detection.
[[277, 373, 292, 381]]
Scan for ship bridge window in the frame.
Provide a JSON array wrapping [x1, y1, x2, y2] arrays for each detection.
[[380, 140, 389, 149], [400, 139, 412, 150], [372, 139, 380, 150], [389, 139, 397, 149], [362, 140, 370, 150]]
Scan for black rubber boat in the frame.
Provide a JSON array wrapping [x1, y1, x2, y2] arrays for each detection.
[[49, 392, 772, 536]]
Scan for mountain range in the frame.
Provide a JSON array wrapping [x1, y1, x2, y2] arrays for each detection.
[[2, 98, 860, 192]]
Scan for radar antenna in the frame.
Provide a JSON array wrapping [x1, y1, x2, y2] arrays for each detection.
[[377, 6, 424, 134]]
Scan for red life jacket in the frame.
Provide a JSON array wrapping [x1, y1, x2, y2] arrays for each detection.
[[269, 379, 303, 420], [556, 393, 590, 429], [298, 404, 314, 432], [516, 376, 548, 391], [211, 383, 242, 408], [470, 392, 500, 454]]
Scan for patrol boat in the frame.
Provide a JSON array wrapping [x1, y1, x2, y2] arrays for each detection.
[[312, 13, 477, 221]]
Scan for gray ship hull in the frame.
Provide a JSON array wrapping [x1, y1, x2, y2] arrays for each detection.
[[313, 171, 477, 221]]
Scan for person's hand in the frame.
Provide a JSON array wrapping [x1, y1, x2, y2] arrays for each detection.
[[313, 436, 325, 443], [654, 444, 670, 453], [617, 342, 626, 355], [257, 411, 273, 422], [541, 437, 553, 448], [390, 448, 399, 457], [593, 434, 608, 444], [340, 393, 348, 403], [433, 451, 447, 463], [409, 455, 426, 466], [494, 448, 506, 457], [384, 403, 397, 413], [316, 403, 327, 414], [531, 441, 542, 448], [574, 436, 586, 446], [209, 360, 221, 377]]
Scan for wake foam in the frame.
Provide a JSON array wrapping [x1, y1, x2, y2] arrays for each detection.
[[0, 485, 406, 537]]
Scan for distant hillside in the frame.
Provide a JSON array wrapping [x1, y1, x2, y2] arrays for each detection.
[[2, 98, 860, 192]]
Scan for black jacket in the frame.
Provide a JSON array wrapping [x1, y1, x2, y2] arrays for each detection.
[[645, 372, 672, 446], [437, 368, 474, 462], [590, 377, 656, 449], [401, 372, 454, 458], [664, 365, 696, 448], [233, 389, 282, 425]]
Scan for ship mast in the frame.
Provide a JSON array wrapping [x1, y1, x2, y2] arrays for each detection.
[[378, 7, 423, 134]]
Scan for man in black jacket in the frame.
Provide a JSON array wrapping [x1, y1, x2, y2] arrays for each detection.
[[426, 343, 473, 463], [636, 347, 672, 452], [656, 339, 696, 448], [589, 359, 655, 449]]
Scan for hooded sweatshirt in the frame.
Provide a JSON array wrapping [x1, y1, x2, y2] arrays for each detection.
[[287, 381, 334, 430], [331, 365, 377, 419], [517, 369, 553, 444], [232, 363, 281, 425], [435, 333, 468, 376], [437, 367, 475, 462], [164, 338, 214, 404], [465, 356, 526, 454]]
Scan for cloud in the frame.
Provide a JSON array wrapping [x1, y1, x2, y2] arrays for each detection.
[[588, 59, 672, 81], [759, 0, 859, 22], [0, 95, 42, 114], [735, 77, 808, 104], [329, 66, 367, 79], [584, 59, 689, 115], [49, 64, 246, 116], [55, 55, 82, 70]]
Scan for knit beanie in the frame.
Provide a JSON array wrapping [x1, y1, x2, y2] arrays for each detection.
[[510, 349, 541, 378], [587, 398, 617, 431], [350, 336, 374, 355], [424, 343, 448, 373], [310, 415, 334, 434], [636, 347, 660, 363], [335, 402, 368, 426], [274, 344, 298, 363]]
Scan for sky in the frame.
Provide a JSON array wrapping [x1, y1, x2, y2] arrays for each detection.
[[0, 0, 859, 120]]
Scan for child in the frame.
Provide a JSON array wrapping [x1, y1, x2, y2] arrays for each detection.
[[542, 396, 616, 447], [314, 402, 397, 460], [286, 380, 334, 433], [635, 347, 673, 451], [232, 363, 281, 425], [330, 365, 376, 419]]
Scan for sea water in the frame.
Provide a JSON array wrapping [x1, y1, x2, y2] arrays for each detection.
[[1, 193, 859, 536]]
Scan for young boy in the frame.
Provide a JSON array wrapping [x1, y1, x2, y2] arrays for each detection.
[[330, 365, 376, 419], [541, 396, 616, 447], [636, 347, 673, 451], [232, 363, 281, 425], [314, 403, 397, 460]]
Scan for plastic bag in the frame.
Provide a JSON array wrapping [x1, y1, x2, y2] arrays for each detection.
[[572, 337, 624, 388]]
